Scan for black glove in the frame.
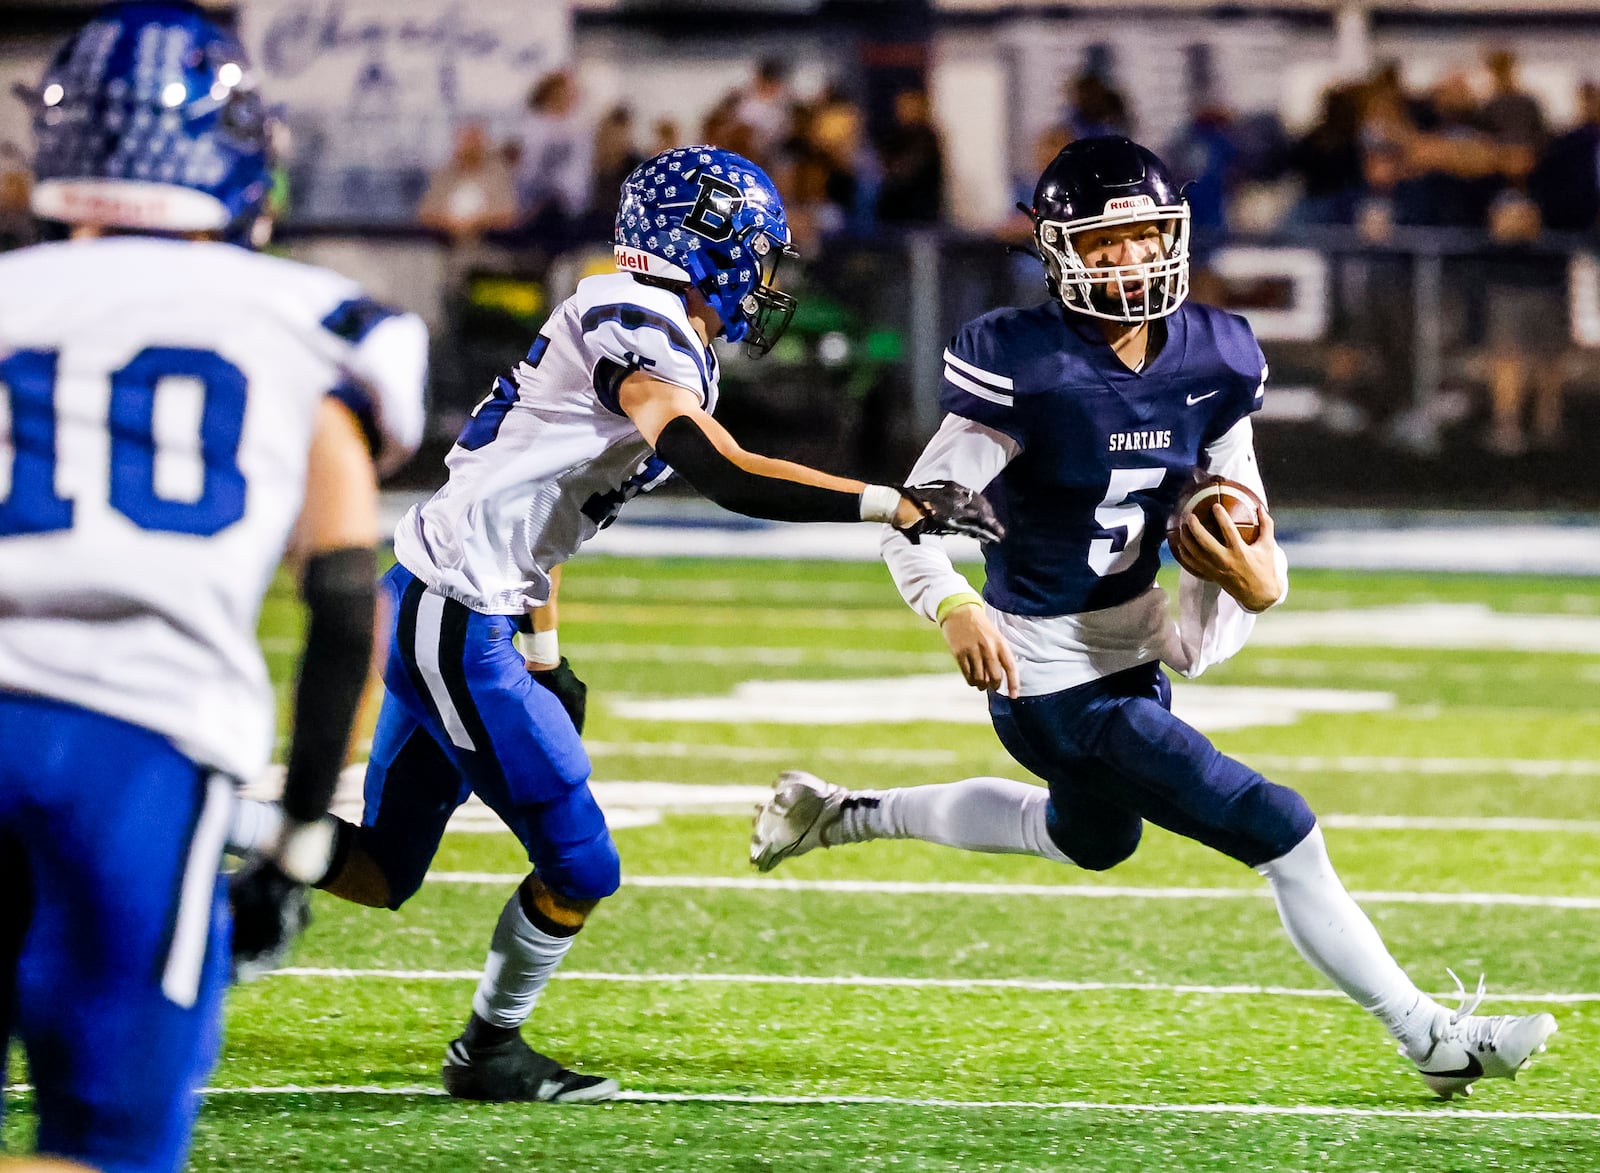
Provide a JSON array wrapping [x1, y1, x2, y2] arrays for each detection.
[[530, 656, 587, 734], [229, 856, 312, 983], [894, 480, 1006, 544]]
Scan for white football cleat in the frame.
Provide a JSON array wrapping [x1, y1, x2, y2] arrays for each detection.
[[750, 770, 847, 873], [1410, 973, 1558, 1099]]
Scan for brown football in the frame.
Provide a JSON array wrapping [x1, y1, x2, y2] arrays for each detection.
[[1166, 475, 1265, 576]]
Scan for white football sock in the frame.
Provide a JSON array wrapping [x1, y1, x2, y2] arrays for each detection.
[[1257, 825, 1445, 1058], [227, 797, 285, 856], [833, 777, 1073, 864], [470, 890, 577, 1030]]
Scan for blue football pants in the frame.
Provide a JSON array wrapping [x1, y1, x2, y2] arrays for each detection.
[[354, 565, 619, 907], [989, 662, 1316, 869], [0, 692, 232, 1173]]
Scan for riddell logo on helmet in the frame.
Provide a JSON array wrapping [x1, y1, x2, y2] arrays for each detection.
[[614, 247, 655, 273], [1104, 195, 1156, 212]]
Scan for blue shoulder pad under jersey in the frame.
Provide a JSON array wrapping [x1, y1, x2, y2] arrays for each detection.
[[939, 314, 1027, 447], [1184, 306, 1268, 445], [581, 300, 711, 412]]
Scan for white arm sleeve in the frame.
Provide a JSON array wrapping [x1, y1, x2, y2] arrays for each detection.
[[880, 414, 1019, 623], [1170, 416, 1290, 678]]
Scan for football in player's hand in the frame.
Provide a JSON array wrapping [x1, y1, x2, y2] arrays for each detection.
[[1166, 474, 1265, 576]]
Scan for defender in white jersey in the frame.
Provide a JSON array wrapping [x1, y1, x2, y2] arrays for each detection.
[[277, 145, 1002, 1104], [0, 7, 425, 1172]]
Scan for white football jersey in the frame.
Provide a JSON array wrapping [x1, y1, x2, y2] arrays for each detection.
[[394, 271, 718, 614], [0, 236, 427, 780]]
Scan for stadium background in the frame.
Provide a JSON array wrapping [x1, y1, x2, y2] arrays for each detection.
[[8, 0, 1600, 508], [6, 2, 1600, 1170]]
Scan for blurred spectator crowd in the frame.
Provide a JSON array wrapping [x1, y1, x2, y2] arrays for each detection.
[[404, 46, 1600, 254], [3, 45, 1599, 469], [1278, 49, 1593, 242], [413, 58, 947, 255], [4, 46, 1594, 254]]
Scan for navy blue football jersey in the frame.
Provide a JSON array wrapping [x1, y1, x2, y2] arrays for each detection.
[[940, 299, 1267, 616]]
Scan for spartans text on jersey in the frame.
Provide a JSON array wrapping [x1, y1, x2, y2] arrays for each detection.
[[1108, 429, 1173, 452]]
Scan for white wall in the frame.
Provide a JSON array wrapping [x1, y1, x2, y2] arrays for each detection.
[[930, 34, 1011, 229]]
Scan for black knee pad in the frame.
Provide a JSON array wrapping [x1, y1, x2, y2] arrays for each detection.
[[1046, 808, 1142, 872]]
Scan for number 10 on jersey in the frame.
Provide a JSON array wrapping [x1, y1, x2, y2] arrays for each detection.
[[0, 347, 247, 538]]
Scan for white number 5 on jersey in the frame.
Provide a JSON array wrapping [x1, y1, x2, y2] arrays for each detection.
[[1088, 467, 1166, 577]]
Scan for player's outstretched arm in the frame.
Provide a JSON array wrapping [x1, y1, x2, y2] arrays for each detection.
[[619, 373, 1002, 540], [233, 398, 379, 980]]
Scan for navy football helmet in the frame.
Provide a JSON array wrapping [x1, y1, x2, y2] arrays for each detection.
[[30, 2, 271, 239], [615, 146, 798, 355], [1029, 136, 1191, 323]]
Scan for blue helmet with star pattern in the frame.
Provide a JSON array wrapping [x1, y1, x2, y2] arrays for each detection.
[[614, 145, 798, 355], [30, 2, 271, 239]]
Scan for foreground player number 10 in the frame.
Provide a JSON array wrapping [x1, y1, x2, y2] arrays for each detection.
[[0, 347, 247, 538], [1088, 467, 1166, 577]]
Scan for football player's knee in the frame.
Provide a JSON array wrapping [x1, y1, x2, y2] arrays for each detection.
[[539, 828, 621, 903], [1232, 779, 1317, 864], [351, 824, 431, 910], [1047, 810, 1142, 872]]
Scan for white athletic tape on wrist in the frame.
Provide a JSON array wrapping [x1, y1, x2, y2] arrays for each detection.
[[516, 629, 560, 664], [860, 484, 902, 524]]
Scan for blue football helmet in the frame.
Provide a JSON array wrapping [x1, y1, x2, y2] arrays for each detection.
[[1029, 136, 1191, 323], [30, 1, 271, 238], [614, 146, 798, 355]]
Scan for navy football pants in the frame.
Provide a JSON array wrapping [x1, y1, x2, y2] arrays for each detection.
[[356, 565, 619, 907], [989, 662, 1315, 869], [0, 693, 231, 1173]]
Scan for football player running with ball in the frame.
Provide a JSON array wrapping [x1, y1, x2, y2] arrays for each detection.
[[238, 146, 1001, 1104], [752, 136, 1557, 1100], [0, 4, 426, 1171]]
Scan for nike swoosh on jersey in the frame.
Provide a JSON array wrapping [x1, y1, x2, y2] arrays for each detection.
[[1186, 389, 1222, 406]]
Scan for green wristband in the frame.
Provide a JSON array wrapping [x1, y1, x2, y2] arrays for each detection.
[[935, 591, 985, 625]]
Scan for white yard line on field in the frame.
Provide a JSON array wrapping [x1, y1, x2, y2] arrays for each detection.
[[425, 873, 1600, 909], [564, 643, 951, 668], [5, 1082, 1594, 1121], [1320, 814, 1600, 832], [587, 742, 1600, 778], [584, 741, 962, 765], [609, 678, 1396, 730], [266, 968, 1600, 1005], [570, 576, 897, 605], [259, 638, 938, 662], [1251, 755, 1600, 777], [581, 741, 1600, 779]]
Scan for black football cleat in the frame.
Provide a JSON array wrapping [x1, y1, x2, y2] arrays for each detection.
[[441, 1032, 619, 1103]]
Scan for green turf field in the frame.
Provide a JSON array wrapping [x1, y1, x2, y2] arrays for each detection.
[[8, 557, 1600, 1170]]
